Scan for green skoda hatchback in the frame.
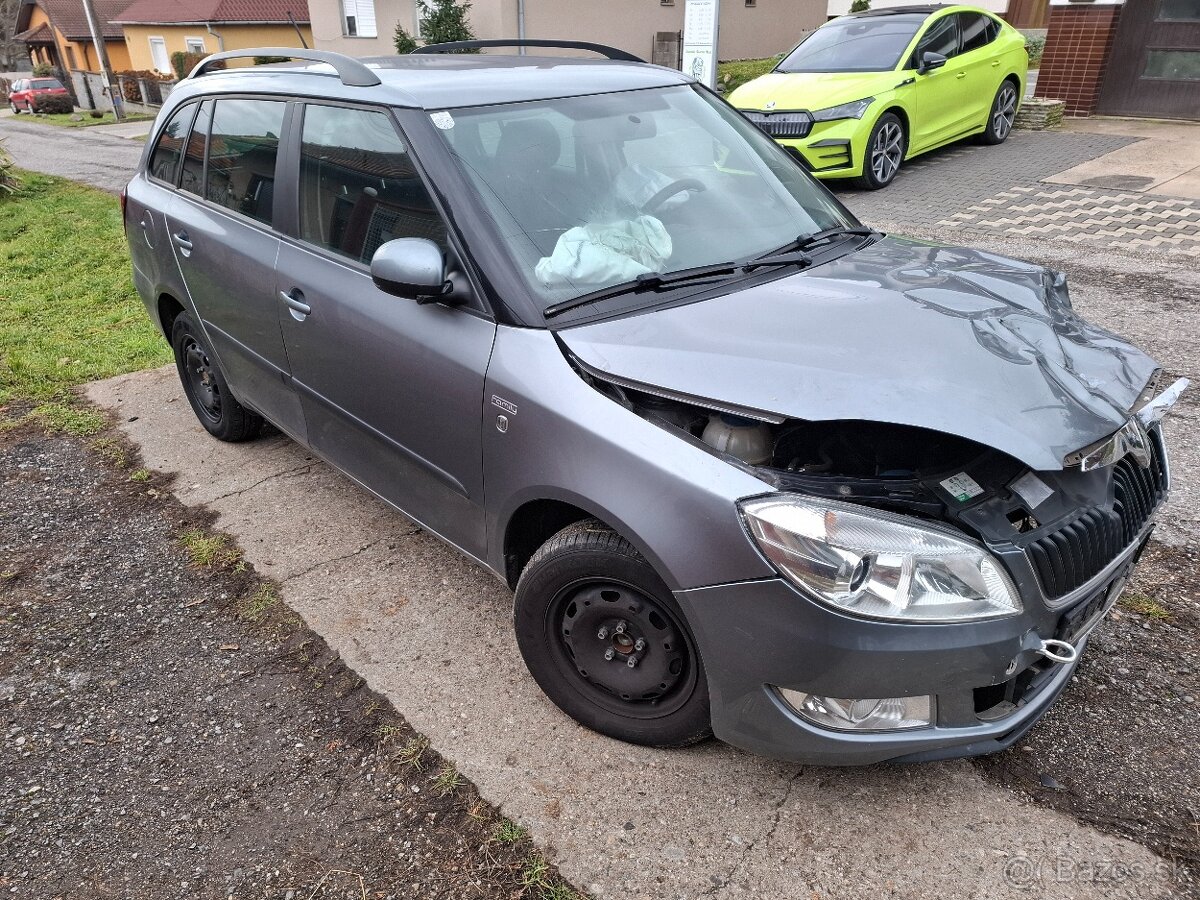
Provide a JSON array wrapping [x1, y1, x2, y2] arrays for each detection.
[[728, 5, 1028, 189]]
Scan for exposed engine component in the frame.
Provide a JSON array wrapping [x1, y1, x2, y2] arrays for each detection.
[[701, 414, 773, 465]]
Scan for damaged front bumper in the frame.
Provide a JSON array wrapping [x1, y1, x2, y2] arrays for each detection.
[[676, 524, 1151, 765]]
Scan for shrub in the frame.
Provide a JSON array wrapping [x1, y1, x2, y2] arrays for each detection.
[[0, 77, 10, 102], [849, 0, 870, 11], [253, 55, 291, 65], [170, 51, 209, 79], [32, 62, 54, 77], [1023, 33, 1046, 67], [394, 22, 418, 54], [89, 109, 104, 118], [33, 93, 73, 114], [0, 137, 20, 197]]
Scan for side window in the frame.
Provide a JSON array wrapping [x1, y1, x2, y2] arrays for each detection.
[[148, 103, 196, 184], [959, 13, 995, 54], [298, 104, 447, 265], [179, 99, 213, 198], [205, 98, 286, 225], [913, 16, 958, 66]]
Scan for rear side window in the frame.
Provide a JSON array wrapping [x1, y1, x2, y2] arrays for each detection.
[[205, 98, 286, 225], [148, 103, 196, 184], [297, 104, 447, 264], [912, 15, 959, 65], [180, 99, 213, 198], [959, 13, 996, 53]]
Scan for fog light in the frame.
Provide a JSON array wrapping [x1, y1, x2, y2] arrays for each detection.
[[777, 688, 934, 732]]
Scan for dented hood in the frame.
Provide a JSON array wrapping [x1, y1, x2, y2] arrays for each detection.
[[558, 237, 1159, 472]]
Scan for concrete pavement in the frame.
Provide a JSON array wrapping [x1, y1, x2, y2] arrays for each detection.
[[88, 363, 1178, 900]]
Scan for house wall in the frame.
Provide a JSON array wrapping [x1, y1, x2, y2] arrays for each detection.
[[121, 23, 314, 73], [1033, 0, 1122, 116], [312, 0, 824, 62], [23, 6, 132, 73]]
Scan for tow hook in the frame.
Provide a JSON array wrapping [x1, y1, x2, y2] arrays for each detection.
[[1035, 638, 1079, 665]]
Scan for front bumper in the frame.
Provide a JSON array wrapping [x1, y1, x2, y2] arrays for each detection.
[[676, 533, 1146, 765], [773, 117, 870, 179]]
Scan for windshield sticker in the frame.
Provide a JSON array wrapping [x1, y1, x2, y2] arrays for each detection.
[[430, 111, 455, 130], [1010, 472, 1054, 508], [940, 472, 984, 503]]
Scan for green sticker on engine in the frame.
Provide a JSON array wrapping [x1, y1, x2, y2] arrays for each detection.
[[940, 472, 984, 503]]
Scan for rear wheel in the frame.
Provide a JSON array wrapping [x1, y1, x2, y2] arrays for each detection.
[[514, 520, 712, 748], [171, 311, 263, 442], [857, 112, 906, 190], [980, 80, 1019, 145]]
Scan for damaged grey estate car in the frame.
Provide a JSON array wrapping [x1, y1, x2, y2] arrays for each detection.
[[124, 43, 1187, 764]]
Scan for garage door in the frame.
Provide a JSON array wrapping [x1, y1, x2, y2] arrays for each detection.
[[1098, 0, 1200, 119]]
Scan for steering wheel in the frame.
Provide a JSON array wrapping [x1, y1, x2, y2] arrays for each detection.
[[641, 178, 707, 214]]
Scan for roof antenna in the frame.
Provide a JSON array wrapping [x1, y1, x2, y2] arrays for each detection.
[[288, 11, 309, 49]]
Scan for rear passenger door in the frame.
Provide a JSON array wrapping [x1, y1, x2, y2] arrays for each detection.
[[165, 96, 307, 441], [273, 102, 496, 559]]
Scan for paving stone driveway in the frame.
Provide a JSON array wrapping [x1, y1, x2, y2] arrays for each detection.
[[834, 129, 1200, 257]]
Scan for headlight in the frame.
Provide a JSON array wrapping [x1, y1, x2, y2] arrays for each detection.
[[810, 97, 875, 122], [739, 495, 1021, 622]]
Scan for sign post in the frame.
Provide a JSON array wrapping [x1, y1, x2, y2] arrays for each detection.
[[682, 0, 720, 89]]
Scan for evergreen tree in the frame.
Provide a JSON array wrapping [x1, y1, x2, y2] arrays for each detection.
[[849, 0, 871, 11], [419, 0, 478, 50], [393, 21, 418, 54]]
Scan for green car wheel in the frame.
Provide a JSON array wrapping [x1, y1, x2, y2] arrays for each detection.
[[858, 113, 906, 190]]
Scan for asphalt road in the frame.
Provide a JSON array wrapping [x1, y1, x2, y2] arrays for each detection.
[[0, 114, 142, 194]]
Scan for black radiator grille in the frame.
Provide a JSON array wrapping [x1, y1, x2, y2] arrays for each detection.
[[1028, 431, 1166, 600]]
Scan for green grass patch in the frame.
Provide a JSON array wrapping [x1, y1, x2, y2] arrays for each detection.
[[0, 170, 170, 404], [2, 402, 108, 435], [16, 111, 155, 128], [493, 820, 528, 844], [1120, 592, 1171, 621], [238, 584, 279, 621], [179, 528, 244, 570], [717, 56, 780, 94], [433, 764, 463, 796]]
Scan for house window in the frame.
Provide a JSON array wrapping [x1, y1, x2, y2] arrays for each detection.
[[185, 37, 206, 53], [341, 0, 378, 37], [661, 0, 674, 6], [148, 36, 170, 74], [745, 0, 756, 6]]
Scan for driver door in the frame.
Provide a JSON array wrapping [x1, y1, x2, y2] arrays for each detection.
[[907, 15, 966, 153], [274, 102, 496, 559]]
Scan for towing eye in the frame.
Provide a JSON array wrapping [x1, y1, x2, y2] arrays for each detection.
[[1035, 638, 1079, 665]]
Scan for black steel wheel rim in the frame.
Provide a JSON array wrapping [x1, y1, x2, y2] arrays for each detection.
[[181, 336, 222, 423], [545, 578, 698, 719]]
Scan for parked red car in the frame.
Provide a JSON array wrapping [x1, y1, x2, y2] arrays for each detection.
[[8, 77, 70, 113]]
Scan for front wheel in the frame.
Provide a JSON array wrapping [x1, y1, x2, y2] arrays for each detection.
[[980, 80, 1019, 145], [857, 112, 906, 190], [9, 101, 19, 114], [170, 311, 263, 442], [514, 520, 712, 748]]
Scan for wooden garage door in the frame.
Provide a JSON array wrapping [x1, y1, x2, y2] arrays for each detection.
[[1098, 0, 1200, 119]]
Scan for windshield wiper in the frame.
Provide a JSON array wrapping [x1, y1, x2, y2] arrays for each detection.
[[791, 225, 881, 252], [543, 252, 815, 320]]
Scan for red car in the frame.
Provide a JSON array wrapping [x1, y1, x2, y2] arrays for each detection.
[[8, 77, 70, 113]]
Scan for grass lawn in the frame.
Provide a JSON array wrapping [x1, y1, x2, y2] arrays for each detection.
[[717, 57, 779, 94], [0, 170, 170, 427], [12, 111, 155, 128]]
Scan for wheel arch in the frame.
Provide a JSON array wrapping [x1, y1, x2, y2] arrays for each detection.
[[156, 292, 186, 339]]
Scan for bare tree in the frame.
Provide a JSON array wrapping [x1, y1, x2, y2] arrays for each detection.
[[0, 0, 27, 72]]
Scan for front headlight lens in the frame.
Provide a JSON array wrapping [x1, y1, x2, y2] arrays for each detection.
[[740, 495, 1021, 622], [810, 97, 875, 122]]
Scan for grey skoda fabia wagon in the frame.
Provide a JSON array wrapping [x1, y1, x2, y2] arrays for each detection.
[[124, 42, 1186, 765]]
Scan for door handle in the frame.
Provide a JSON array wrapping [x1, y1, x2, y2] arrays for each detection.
[[955, 71, 967, 79], [991, 60, 1001, 67], [280, 289, 311, 318], [172, 230, 193, 251]]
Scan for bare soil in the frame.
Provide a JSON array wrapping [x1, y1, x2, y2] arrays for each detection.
[[0, 419, 578, 899]]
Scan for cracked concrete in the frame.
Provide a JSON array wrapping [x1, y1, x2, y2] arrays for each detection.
[[87, 365, 1178, 900]]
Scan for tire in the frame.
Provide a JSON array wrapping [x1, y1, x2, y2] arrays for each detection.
[[9, 102, 18, 115], [170, 311, 263, 442], [514, 519, 712, 748], [980, 80, 1019, 145], [856, 112, 906, 190]]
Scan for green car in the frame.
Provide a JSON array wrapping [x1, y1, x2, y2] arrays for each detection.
[[728, 4, 1028, 189]]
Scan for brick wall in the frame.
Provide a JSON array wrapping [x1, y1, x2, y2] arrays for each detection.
[[1034, 3, 1122, 116]]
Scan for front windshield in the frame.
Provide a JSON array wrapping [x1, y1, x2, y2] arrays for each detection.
[[431, 85, 852, 310], [777, 15, 925, 73]]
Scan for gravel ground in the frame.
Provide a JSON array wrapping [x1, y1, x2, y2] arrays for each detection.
[[0, 420, 578, 900], [976, 540, 1200, 892]]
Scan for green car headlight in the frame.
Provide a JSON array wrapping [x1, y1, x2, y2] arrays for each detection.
[[810, 97, 875, 122]]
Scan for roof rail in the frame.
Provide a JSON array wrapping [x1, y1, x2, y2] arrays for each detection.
[[413, 39, 644, 63], [187, 48, 382, 87]]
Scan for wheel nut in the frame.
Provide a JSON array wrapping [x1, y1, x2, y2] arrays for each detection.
[[597, 627, 609, 640], [634, 638, 646, 652], [614, 621, 627, 635], [626, 657, 638, 669], [604, 648, 615, 661]]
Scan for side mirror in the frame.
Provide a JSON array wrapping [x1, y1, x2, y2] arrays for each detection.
[[370, 238, 449, 302], [917, 51, 948, 74]]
